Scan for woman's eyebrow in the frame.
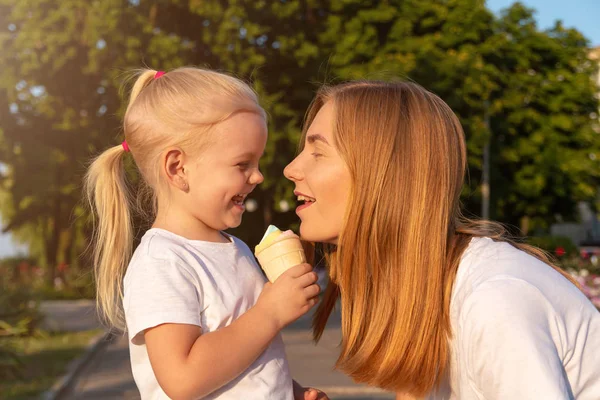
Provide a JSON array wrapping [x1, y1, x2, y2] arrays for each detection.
[[306, 134, 330, 145]]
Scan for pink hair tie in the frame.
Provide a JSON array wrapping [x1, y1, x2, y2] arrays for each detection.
[[154, 71, 165, 79], [122, 140, 130, 152]]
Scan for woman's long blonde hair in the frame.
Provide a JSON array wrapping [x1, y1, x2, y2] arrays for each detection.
[[308, 81, 579, 396], [84, 67, 264, 331]]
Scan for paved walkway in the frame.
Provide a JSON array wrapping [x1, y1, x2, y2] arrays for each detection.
[[60, 334, 140, 400], [40, 300, 99, 332], [283, 311, 392, 398], [43, 301, 394, 400]]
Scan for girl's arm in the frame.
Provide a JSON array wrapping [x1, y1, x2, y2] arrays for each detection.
[[144, 263, 319, 400]]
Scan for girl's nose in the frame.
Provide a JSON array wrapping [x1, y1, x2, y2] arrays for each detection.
[[249, 168, 264, 185]]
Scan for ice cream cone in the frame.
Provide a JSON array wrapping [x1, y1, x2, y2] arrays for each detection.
[[255, 228, 307, 282]]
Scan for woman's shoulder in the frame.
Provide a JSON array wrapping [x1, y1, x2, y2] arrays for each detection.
[[457, 237, 563, 292], [452, 237, 594, 327]]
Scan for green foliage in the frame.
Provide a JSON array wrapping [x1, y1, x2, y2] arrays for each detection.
[[36, 269, 96, 300], [528, 235, 579, 258], [0, 0, 598, 255], [0, 283, 42, 336], [562, 256, 600, 276], [0, 330, 101, 398], [319, 0, 600, 232], [0, 258, 43, 380]]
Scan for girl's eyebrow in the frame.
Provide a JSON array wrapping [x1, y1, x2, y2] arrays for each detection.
[[306, 134, 330, 145], [234, 150, 265, 160]]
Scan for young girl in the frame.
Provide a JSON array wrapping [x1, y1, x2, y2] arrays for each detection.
[[285, 81, 600, 399], [85, 68, 326, 400]]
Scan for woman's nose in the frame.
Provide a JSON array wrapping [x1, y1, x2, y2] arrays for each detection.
[[284, 157, 302, 182]]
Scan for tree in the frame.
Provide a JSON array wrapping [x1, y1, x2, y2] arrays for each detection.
[[485, 3, 599, 232], [0, 0, 597, 281], [0, 0, 333, 267], [0, 0, 185, 280], [315, 0, 600, 232]]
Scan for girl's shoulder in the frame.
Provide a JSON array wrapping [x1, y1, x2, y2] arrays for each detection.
[[124, 229, 196, 282], [226, 234, 254, 254], [125, 229, 256, 279], [135, 228, 189, 260], [136, 228, 251, 259]]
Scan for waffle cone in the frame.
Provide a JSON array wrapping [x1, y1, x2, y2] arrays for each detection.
[[255, 236, 306, 282]]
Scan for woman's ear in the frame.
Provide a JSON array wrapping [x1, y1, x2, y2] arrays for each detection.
[[162, 147, 189, 192]]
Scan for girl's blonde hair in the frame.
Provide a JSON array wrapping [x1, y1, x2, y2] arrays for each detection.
[[308, 81, 579, 396], [84, 67, 265, 331]]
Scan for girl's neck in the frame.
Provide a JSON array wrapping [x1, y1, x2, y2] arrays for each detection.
[[153, 207, 229, 244]]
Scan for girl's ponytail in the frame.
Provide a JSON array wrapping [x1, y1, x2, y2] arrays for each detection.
[[85, 144, 132, 329], [85, 69, 156, 330]]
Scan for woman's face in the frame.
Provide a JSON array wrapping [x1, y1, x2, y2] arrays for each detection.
[[284, 101, 352, 244]]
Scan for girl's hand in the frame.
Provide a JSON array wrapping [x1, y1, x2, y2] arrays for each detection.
[[293, 380, 330, 400], [297, 387, 330, 400], [256, 263, 320, 330]]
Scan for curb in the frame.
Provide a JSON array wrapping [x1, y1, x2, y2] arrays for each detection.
[[307, 386, 394, 399], [40, 330, 114, 400]]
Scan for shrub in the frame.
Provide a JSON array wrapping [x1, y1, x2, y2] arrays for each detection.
[[528, 235, 579, 258]]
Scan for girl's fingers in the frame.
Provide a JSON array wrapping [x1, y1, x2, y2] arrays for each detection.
[[285, 263, 313, 279], [296, 271, 318, 288], [304, 283, 321, 298]]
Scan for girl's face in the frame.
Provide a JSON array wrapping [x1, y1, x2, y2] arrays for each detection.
[[284, 101, 352, 244], [186, 112, 267, 232]]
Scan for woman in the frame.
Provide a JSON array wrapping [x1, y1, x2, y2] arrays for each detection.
[[284, 81, 600, 399]]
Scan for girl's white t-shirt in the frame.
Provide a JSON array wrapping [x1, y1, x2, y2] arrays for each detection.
[[429, 237, 600, 399], [123, 228, 293, 400]]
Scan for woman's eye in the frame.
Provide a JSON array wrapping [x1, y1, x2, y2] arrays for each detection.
[[311, 152, 323, 158]]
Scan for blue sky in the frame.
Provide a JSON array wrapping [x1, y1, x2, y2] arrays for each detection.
[[0, 218, 28, 258], [487, 0, 600, 46]]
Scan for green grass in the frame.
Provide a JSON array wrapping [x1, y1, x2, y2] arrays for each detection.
[[0, 329, 102, 400]]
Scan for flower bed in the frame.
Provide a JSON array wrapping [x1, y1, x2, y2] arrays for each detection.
[[571, 270, 600, 309]]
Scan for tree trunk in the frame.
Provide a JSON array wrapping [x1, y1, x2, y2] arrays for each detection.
[[520, 215, 530, 236], [262, 188, 273, 228], [46, 167, 64, 286]]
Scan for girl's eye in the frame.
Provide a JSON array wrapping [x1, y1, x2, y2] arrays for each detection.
[[237, 162, 250, 170], [311, 152, 323, 158]]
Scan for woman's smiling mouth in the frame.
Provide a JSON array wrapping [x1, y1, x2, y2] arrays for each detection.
[[295, 192, 316, 213]]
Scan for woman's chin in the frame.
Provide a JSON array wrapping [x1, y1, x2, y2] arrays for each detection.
[[299, 223, 339, 245]]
